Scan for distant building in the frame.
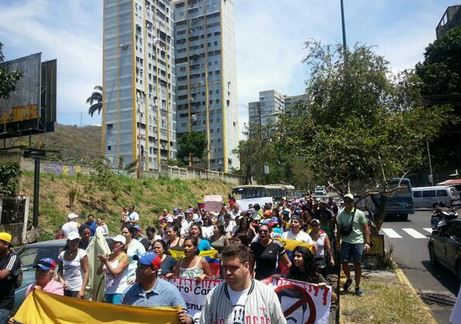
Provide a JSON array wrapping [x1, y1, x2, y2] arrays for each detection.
[[102, 0, 176, 172], [248, 90, 285, 128], [284, 94, 308, 115], [436, 5, 461, 39], [173, 0, 239, 172]]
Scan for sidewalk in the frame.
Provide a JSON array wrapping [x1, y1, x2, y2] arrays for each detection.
[[338, 267, 437, 323]]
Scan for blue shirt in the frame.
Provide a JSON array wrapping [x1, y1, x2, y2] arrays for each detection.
[[198, 239, 211, 251], [122, 278, 187, 308]]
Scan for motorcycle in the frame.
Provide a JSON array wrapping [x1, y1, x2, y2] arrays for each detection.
[[431, 206, 458, 230]]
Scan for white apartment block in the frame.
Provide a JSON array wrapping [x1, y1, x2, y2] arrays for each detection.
[[102, 0, 176, 171], [174, 0, 239, 172], [248, 90, 285, 127]]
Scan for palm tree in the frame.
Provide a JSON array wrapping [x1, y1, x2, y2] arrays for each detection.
[[86, 85, 103, 117]]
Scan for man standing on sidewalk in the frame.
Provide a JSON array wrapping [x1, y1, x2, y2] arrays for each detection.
[[337, 193, 370, 296]]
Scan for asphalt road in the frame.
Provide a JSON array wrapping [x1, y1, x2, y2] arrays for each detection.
[[381, 210, 459, 323]]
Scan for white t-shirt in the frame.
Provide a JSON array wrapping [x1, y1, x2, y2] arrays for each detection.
[[95, 224, 109, 235], [281, 230, 314, 243], [128, 211, 139, 222], [61, 221, 79, 238], [58, 249, 87, 291], [227, 286, 250, 324], [103, 255, 129, 294], [202, 226, 214, 240], [126, 239, 146, 277]]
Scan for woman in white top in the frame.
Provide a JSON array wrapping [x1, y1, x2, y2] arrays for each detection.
[[57, 232, 89, 298], [95, 217, 109, 236], [97, 235, 129, 304], [121, 224, 146, 283], [308, 219, 334, 272]]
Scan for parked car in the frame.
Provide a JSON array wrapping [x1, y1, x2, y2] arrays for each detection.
[[13, 239, 67, 314], [314, 185, 327, 195], [428, 219, 461, 281]]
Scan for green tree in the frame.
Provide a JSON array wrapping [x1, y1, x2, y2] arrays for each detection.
[[176, 131, 207, 166], [0, 162, 21, 196], [86, 85, 103, 117], [275, 42, 450, 230], [0, 42, 22, 99], [415, 26, 461, 172]]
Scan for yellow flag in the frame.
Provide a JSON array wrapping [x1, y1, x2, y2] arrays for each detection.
[[13, 290, 179, 324], [169, 249, 217, 260], [276, 238, 315, 253]]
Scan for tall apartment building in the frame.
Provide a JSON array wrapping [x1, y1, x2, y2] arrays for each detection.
[[102, 0, 176, 172], [174, 0, 239, 172], [248, 90, 285, 127], [436, 5, 461, 39]]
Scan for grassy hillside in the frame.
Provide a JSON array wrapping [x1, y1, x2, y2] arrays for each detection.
[[20, 171, 233, 240]]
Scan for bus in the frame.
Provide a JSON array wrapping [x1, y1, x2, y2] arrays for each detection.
[[231, 184, 295, 210], [366, 177, 414, 221]]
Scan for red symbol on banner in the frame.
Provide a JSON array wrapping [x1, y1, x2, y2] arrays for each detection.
[[274, 284, 317, 324]]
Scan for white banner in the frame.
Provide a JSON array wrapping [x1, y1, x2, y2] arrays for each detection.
[[168, 277, 331, 323]]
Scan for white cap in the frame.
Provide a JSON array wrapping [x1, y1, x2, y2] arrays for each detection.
[[112, 235, 126, 245], [67, 213, 79, 220], [193, 213, 200, 220], [67, 232, 80, 241]]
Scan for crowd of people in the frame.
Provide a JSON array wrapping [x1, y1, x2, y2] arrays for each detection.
[[0, 193, 372, 323]]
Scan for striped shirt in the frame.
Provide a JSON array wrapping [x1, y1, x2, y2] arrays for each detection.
[[200, 279, 287, 324], [0, 252, 21, 310]]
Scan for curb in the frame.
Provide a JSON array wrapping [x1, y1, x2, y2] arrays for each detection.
[[394, 262, 437, 323]]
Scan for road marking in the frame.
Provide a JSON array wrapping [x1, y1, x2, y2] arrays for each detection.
[[423, 228, 433, 234], [402, 228, 427, 239], [381, 228, 402, 238]]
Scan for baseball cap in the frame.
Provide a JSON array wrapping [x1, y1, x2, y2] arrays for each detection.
[[0, 232, 12, 245], [344, 193, 354, 201], [34, 258, 57, 271], [310, 218, 321, 225], [67, 213, 79, 220], [67, 232, 80, 241], [134, 252, 162, 268], [112, 235, 126, 245]]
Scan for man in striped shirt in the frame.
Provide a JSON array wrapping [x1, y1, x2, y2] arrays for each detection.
[[200, 243, 286, 324], [0, 232, 21, 323]]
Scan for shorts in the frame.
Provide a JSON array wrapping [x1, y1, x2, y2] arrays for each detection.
[[105, 293, 123, 304], [64, 290, 79, 297], [340, 242, 364, 264]]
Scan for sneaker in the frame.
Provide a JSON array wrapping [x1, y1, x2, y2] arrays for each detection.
[[343, 278, 352, 292], [355, 287, 364, 297]]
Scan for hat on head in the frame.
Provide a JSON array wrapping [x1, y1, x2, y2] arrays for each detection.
[[112, 235, 126, 245], [34, 258, 57, 271], [344, 193, 354, 201], [0, 232, 12, 245], [67, 232, 80, 241], [67, 213, 79, 220], [134, 252, 162, 269], [310, 218, 321, 225]]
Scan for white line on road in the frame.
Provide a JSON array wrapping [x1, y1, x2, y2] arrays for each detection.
[[402, 228, 427, 239], [423, 228, 433, 234], [381, 228, 402, 238]]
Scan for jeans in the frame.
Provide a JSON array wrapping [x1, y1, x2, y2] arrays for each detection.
[[0, 308, 11, 324]]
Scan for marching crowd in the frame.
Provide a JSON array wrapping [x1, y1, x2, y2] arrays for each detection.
[[0, 193, 371, 323]]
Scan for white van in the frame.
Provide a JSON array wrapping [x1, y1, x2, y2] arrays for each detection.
[[412, 186, 460, 208]]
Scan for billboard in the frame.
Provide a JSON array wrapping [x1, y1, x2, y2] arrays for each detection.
[[0, 53, 56, 139]]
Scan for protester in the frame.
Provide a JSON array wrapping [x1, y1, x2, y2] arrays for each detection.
[[84, 214, 97, 236], [57, 232, 89, 298], [338, 193, 370, 297], [173, 236, 211, 281], [188, 224, 211, 251], [166, 225, 184, 252], [232, 216, 254, 243], [249, 224, 291, 280], [95, 217, 109, 236], [314, 200, 336, 241], [122, 252, 192, 324], [210, 223, 229, 256], [120, 207, 129, 224], [142, 226, 160, 251], [26, 258, 63, 296], [309, 218, 334, 273], [0, 232, 21, 323], [200, 243, 287, 324], [121, 224, 146, 283], [78, 225, 92, 250], [59, 213, 80, 238], [281, 215, 314, 245], [152, 239, 176, 277], [126, 205, 139, 224], [96, 235, 129, 304]]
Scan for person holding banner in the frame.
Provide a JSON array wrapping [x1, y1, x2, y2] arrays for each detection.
[[173, 237, 212, 281], [249, 224, 291, 280], [122, 252, 192, 324], [96, 235, 129, 304], [200, 243, 287, 324], [25, 258, 64, 297]]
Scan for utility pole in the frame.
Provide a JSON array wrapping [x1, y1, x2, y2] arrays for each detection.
[[340, 0, 347, 51]]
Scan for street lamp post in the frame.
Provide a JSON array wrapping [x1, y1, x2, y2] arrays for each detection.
[[340, 0, 347, 51]]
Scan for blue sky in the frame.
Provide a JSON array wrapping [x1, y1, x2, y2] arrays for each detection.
[[0, 0, 457, 131]]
